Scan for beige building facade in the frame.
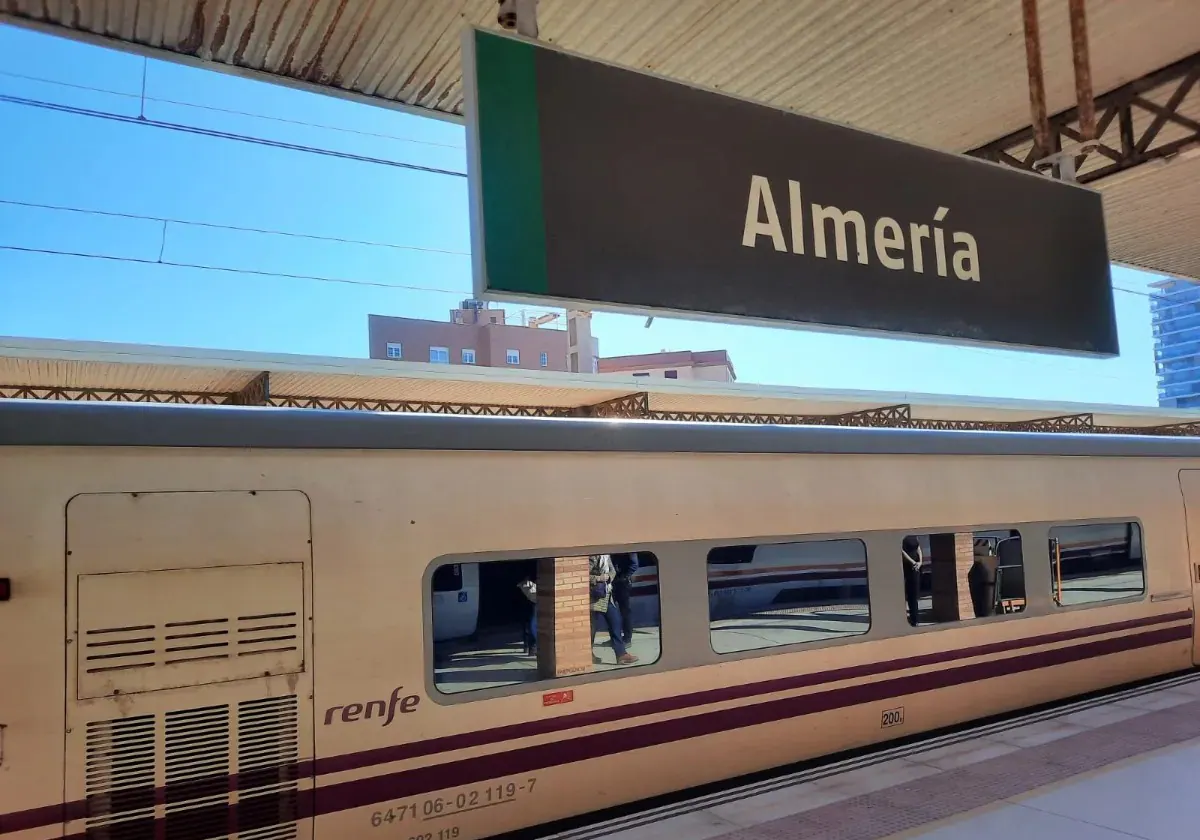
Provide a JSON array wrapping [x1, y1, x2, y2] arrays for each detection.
[[598, 350, 737, 382], [370, 305, 734, 382], [368, 302, 569, 372]]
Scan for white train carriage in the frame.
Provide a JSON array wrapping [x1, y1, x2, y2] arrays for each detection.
[[0, 399, 1197, 840]]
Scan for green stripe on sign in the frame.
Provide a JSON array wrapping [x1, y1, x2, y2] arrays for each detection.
[[474, 30, 548, 296]]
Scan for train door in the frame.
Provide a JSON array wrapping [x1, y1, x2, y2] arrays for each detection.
[[63, 490, 316, 840], [1177, 471, 1200, 664]]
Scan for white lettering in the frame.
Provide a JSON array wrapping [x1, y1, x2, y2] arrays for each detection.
[[909, 224, 929, 273], [788, 180, 805, 255], [812, 204, 868, 264], [738, 180, 980, 281], [873, 217, 905, 270], [932, 206, 950, 277], [953, 232, 980, 281], [742, 175, 787, 252]]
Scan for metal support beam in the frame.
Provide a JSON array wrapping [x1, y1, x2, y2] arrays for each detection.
[[969, 51, 1200, 185], [227, 371, 270, 406], [566, 393, 651, 419], [268, 395, 562, 417], [1068, 0, 1097, 142], [821, 404, 913, 428], [1021, 0, 1053, 161], [1010, 413, 1094, 433], [648, 404, 915, 428], [0, 385, 227, 405]]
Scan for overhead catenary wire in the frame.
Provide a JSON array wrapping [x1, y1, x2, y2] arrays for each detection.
[[0, 243, 474, 295], [0, 240, 562, 325], [0, 92, 467, 177], [0, 68, 465, 149], [0, 198, 472, 257]]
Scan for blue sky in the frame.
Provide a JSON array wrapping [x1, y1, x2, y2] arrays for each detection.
[[0, 23, 1164, 405]]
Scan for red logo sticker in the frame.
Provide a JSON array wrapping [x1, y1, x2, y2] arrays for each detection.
[[542, 690, 574, 707]]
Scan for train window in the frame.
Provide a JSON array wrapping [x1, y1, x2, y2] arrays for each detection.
[[707, 539, 870, 655], [1049, 522, 1145, 607], [430, 552, 662, 695], [902, 530, 1026, 627]]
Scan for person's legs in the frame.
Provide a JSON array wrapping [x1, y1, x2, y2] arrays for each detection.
[[904, 568, 920, 625], [605, 601, 629, 658], [590, 610, 602, 661], [613, 580, 633, 643]]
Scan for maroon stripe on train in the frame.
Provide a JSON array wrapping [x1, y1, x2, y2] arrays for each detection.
[[302, 623, 1196, 818], [2, 610, 1189, 835], [313, 609, 1190, 775], [54, 622, 1195, 840]]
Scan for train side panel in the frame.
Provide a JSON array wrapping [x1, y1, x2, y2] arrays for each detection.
[[0, 445, 1193, 840]]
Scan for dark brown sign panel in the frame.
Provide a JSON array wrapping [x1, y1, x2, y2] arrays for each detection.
[[463, 28, 1118, 355]]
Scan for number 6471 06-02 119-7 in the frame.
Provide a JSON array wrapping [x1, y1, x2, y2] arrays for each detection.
[[371, 778, 539, 829]]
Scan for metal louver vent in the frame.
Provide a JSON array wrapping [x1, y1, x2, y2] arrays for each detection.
[[79, 698, 302, 840], [77, 567, 305, 699], [164, 705, 231, 840], [83, 625, 158, 675], [85, 715, 156, 840], [236, 613, 300, 659], [237, 696, 300, 840], [164, 619, 232, 665], [82, 618, 233, 676]]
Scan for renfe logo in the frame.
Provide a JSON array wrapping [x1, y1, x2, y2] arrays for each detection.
[[324, 687, 421, 726]]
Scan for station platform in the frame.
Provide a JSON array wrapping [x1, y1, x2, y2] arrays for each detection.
[[552, 672, 1200, 840]]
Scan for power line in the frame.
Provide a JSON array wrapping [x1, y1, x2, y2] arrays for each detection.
[[0, 242, 564, 326], [0, 243, 473, 296], [0, 68, 465, 150], [0, 198, 471, 257], [0, 93, 467, 177]]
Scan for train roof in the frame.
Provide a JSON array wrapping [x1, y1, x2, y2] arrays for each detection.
[[2, 335, 1197, 439], [6, 397, 1200, 459]]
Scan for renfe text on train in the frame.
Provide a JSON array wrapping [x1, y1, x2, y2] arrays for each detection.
[[741, 175, 981, 282]]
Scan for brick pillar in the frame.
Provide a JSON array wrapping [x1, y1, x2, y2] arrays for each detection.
[[929, 533, 976, 622], [536, 556, 594, 678]]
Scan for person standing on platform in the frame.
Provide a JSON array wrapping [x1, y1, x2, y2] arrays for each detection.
[[611, 552, 640, 645], [517, 577, 537, 656], [902, 536, 923, 626], [590, 554, 638, 665]]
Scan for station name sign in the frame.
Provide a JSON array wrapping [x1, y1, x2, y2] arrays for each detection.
[[462, 27, 1118, 355]]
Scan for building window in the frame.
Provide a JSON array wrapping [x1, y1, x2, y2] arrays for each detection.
[[539, 351, 549, 368], [707, 539, 870, 654], [430, 346, 450, 364], [664, 370, 678, 379], [901, 530, 1026, 627], [1049, 522, 1145, 607], [385, 342, 402, 360], [506, 349, 520, 365], [633, 372, 650, 377], [462, 348, 476, 365], [430, 552, 661, 695]]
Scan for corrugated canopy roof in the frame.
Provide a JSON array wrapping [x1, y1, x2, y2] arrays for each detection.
[[3, 1, 1198, 280], [3, 335, 1199, 434]]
